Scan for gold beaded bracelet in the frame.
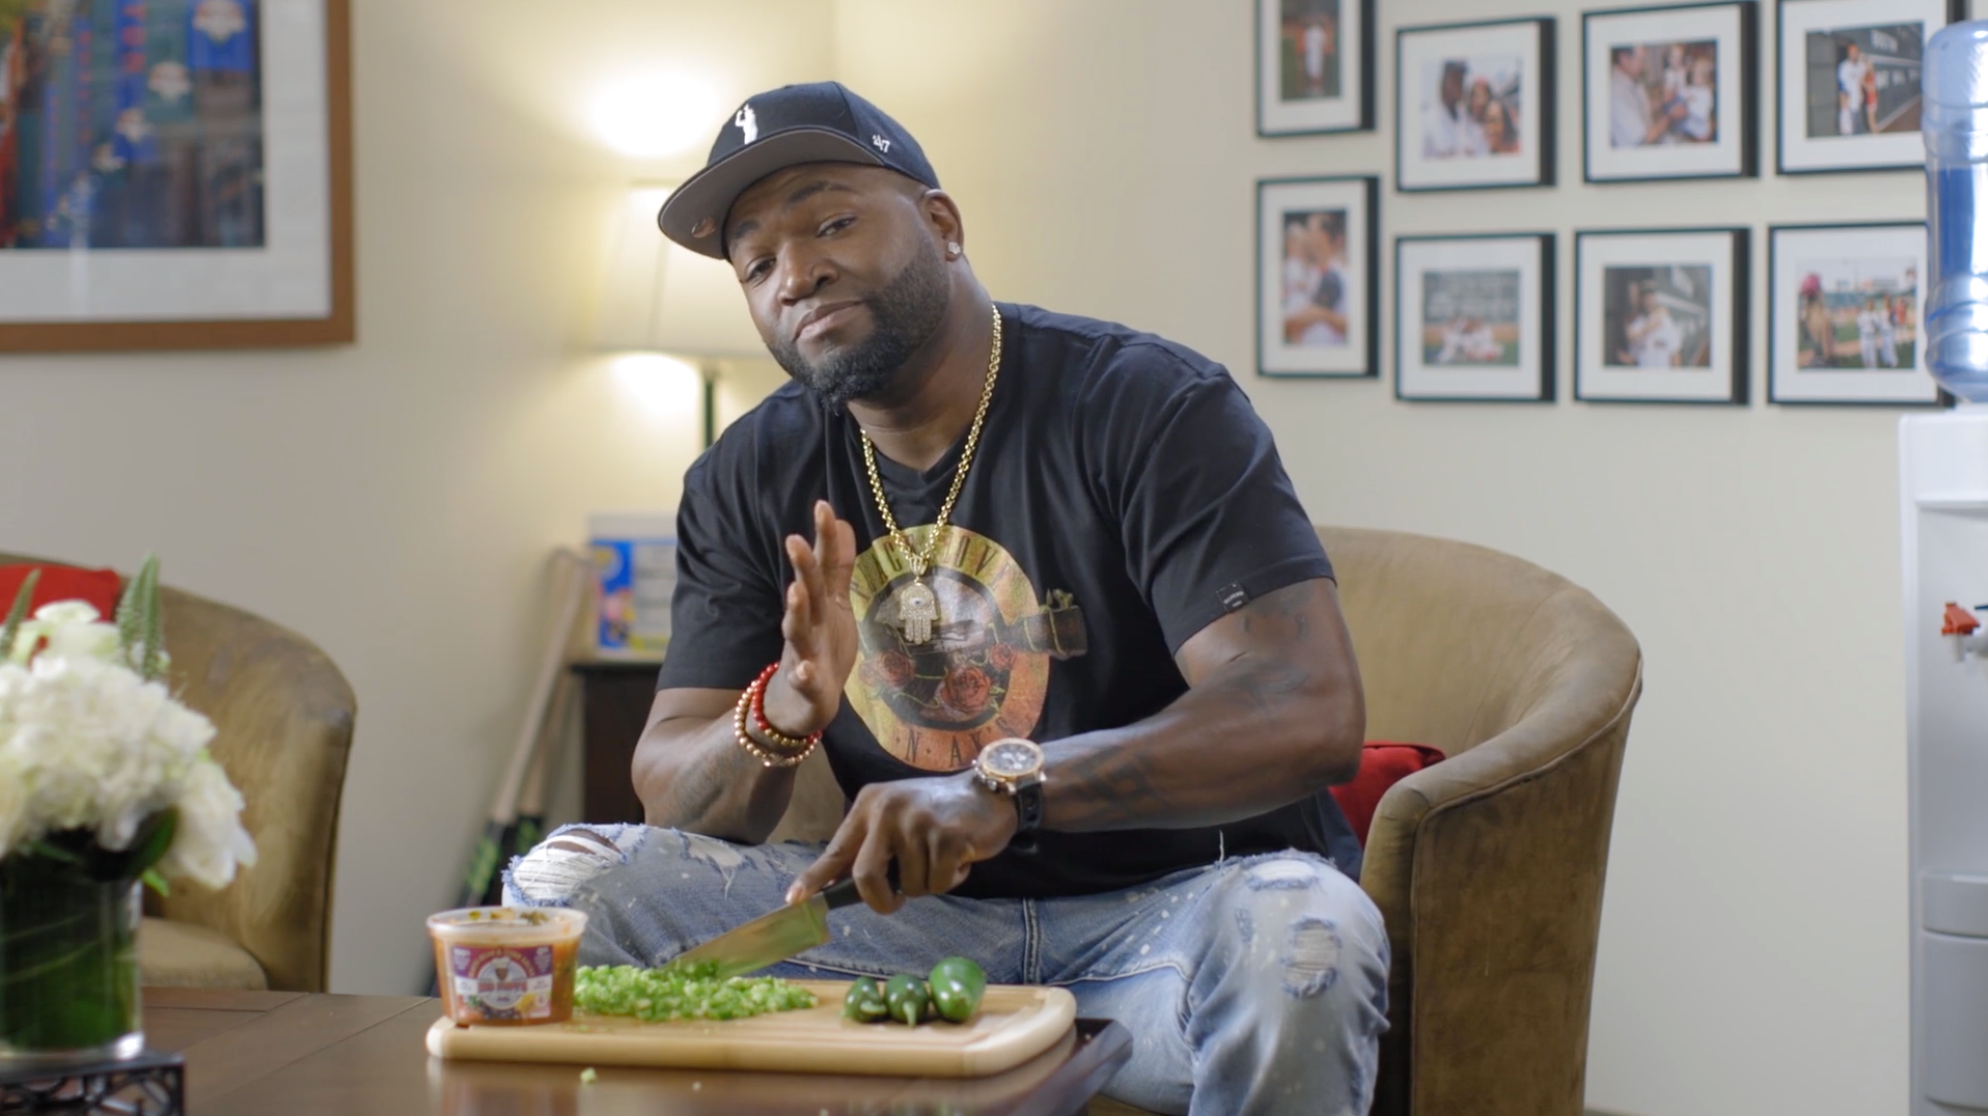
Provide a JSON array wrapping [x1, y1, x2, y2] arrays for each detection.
[[731, 670, 817, 769]]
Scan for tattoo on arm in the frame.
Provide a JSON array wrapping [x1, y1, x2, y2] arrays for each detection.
[[1044, 578, 1358, 832]]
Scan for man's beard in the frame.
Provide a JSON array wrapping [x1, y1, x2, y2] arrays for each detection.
[[769, 245, 950, 406]]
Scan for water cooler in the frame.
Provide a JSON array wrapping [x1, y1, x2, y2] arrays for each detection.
[[1908, 21, 1988, 1116]]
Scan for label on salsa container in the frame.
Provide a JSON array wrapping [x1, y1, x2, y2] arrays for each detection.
[[447, 943, 556, 1021]]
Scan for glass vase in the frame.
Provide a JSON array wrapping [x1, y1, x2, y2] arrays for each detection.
[[0, 856, 143, 1064]]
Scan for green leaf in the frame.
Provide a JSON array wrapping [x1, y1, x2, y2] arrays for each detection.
[[141, 868, 171, 898], [24, 838, 85, 866], [113, 563, 144, 659], [79, 809, 178, 883], [130, 554, 165, 682], [0, 568, 40, 661]]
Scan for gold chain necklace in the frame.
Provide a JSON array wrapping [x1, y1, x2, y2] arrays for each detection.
[[859, 304, 1002, 645]]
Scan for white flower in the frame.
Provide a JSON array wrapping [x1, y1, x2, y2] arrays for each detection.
[[0, 635, 252, 890], [41, 619, 123, 662], [7, 600, 123, 666], [36, 601, 98, 626], [162, 757, 257, 891]]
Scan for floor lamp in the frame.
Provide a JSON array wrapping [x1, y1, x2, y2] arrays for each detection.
[[596, 184, 765, 447]]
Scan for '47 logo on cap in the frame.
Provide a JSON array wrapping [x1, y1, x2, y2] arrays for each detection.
[[872, 134, 891, 153], [735, 104, 758, 144]]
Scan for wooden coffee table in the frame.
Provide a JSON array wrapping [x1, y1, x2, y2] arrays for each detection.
[[143, 988, 1132, 1115]]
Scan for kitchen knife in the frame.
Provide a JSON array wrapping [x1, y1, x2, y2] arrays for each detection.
[[667, 878, 865, 980]]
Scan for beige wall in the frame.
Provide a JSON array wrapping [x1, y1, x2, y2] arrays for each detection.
[[0, 0, 825, 995], [0, 2, 1916, 1112], [834, 3, 1910, 1115]]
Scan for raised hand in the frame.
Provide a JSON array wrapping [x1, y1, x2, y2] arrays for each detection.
[[759, 500, 859, 739]]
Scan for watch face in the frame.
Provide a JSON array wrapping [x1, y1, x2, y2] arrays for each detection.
[[981, 739, 1043, 779]]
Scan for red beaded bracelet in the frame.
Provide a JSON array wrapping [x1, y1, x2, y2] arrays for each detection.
[[733, 663, 820, 767]]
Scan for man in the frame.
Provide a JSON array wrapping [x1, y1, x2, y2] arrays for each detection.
[[506, 82, 1387, 1116], [1859, 296, 1881, 368], [1839, 42, 1870, 136], [1301, 13, 1333, 99], [1878, 294, 1900, 368], [1625, 283, 1681, 368], [1423, 60, 1468, 158], [1460, 76, 1493, 157], [1283, 211, 1348, 347], [1611, 44, 1688, 148]]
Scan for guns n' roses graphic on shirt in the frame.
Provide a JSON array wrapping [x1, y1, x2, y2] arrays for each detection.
[[845, 524, 1086, 772]]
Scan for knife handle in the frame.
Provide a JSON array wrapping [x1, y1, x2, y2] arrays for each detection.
[[821, 878, 864, 911], [819, 863, 900, 911]]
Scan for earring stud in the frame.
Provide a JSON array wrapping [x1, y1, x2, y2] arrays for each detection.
[[947, 242, 961, 257]]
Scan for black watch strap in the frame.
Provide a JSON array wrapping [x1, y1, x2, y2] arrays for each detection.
[[1014, 780, 1045, 833]]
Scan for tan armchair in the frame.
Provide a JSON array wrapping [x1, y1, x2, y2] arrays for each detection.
[[0, 553, 357, 993], [769, 527, 1641, 1116], [1321, 526, 1641, 1116]]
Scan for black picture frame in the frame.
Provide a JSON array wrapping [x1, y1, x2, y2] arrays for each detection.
[[1393, 16, 1557, 191], [1774, 0, 1957, 176], [1581, 1, 1760, 184], [1257, 0, 1377, 136], [1766, 220, 1943, 405], [1255, 175, 1381, 378], [1573, 226, 1751, 404], [1393, 232, 1558, 403]]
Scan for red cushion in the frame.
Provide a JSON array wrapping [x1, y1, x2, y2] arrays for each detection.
[[1330, 742, 1446, 846], [0, 563, 123, 618]]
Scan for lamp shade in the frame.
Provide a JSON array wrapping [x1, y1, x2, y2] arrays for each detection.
[[595, 185, 765, 358]]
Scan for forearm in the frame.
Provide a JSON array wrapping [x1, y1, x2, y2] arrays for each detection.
[[631, 699, 800, 844], [1043, 661, 1361, 832], [1043, 579, 1364, 832]]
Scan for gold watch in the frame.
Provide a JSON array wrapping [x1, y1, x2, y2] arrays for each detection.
[[973, 737, 1046, 839]]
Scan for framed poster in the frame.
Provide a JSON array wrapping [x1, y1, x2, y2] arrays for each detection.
[[0, 0, 353, 351], [1257, 175, 1378, 378], [1776, 0, 1950, 174], [1395, 233, 1555, 402], [1394, 17, 1556, 191], [1257, 0, 1375, 136], [1575, 227, 1750, 403], [1583, 2, 1758, 182], [1768, 221, 1940, 403]]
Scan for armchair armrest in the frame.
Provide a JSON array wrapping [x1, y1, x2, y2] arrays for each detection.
[[1360, 585, 1643, 1116]]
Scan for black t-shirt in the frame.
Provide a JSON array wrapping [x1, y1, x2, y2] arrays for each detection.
[[656, 302, 1362, 897]]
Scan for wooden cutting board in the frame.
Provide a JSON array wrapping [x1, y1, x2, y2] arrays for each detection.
[[424, 980, 1077, 1078]]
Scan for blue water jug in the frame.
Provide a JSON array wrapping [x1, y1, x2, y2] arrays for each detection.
[[1925, 21, 1988, 402]]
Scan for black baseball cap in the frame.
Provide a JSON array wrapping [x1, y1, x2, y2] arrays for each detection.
[[658, 82, 940, 259]]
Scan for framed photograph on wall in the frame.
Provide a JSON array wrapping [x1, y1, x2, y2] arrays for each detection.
[[1257, 175, 1378, 377], [1575, 227, 1750, 403], [0, 0, 354, 351], [1394, 233, 1556, 402], [1257, 0, 1375, 135], [1777, 0, 1950, 174], [1583, 2, 1758, 182], [1394, 17, 1555, 190], [1768, 222, 1940, 403]]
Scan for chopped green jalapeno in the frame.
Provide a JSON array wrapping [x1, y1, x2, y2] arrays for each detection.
[[573, 963, 817, 1022]]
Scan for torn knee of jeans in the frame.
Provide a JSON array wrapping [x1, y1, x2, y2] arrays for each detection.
[[677, 831, 751, 896], [1244, 856, 1322, 891], [505, 824, 646, 905], [1280, 916, 1343, 997]]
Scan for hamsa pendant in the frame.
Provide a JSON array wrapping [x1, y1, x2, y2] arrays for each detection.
[[898, 577, 938, 645]]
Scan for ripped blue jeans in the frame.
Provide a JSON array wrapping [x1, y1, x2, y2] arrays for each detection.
[[505, 826, 1389, 1116]]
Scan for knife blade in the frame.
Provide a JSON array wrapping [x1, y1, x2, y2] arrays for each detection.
[[666, 878, 865, 980]]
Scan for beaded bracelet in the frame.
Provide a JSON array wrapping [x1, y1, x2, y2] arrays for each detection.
[[732, 663, 820, 768]]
